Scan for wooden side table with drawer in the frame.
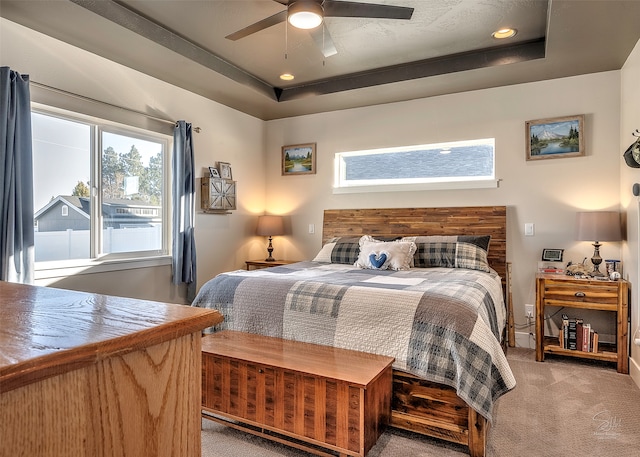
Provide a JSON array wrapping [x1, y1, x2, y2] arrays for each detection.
[[535, 273, 629, 373]]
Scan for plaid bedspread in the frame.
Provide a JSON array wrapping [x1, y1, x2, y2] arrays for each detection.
[[192, 261, 516, 421]]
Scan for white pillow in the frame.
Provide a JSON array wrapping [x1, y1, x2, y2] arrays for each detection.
[[312, 241, 335, 262], [355, 240, 416, 271]]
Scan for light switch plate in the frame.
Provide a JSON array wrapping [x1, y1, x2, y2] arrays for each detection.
[[525, 223, 534, 236]]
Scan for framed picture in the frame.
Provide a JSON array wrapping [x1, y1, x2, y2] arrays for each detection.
[[541, 249, 564, 262], [282, 143, 316, 175], [209, 166, 220, 178], [525, 115, 585, 161], [218, 162, 232, 179]]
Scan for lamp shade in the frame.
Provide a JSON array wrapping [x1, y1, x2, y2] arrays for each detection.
[[256, 215, 285, 236], [575, 211, 622, 242]]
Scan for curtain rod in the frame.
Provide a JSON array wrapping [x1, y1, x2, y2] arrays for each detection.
[[30, 80, 201, 133]]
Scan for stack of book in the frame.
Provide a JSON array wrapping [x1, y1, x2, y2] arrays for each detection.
[[558, 314, 599, 352]]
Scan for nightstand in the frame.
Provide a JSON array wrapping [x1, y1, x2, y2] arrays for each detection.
[[535, 273, 629, 373], [245, 259, 297, 270]]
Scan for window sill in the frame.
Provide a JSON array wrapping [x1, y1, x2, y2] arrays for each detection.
[[34, 255, 172, 280], [332, 179, 500, 194]]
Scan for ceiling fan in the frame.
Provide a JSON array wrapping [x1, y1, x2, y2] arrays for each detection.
[[225, 0, 414, 57]]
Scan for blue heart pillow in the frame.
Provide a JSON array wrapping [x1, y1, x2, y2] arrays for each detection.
[[369, 252, 388, 269]]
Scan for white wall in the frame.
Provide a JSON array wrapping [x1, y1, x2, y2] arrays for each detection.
[[266, 72, 623, 345], [620, 38, 640, 387], [1, 18, 267, 303]]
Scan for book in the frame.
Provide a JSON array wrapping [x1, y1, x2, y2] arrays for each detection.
[[582, 323, 591, 352], [568, 318, 577, 350], [592, 332, 599, 353], [576, 319, 584, 351], [562, 314, 569, 349]]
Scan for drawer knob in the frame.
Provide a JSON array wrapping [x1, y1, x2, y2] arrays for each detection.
[[258, 369, 264, 374], [574, 291, 586, 298]]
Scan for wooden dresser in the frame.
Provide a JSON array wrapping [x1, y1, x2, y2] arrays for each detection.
[[0, 281, 222, 457], [202, 331, 394, 457]]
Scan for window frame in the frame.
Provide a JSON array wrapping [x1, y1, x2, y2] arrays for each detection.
[[333, 138, 499, 193], [31, 105, 172, 277]]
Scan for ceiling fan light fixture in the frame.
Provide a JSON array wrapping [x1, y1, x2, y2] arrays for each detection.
[[492, 28, 517, 39], [288, 1, 324, 30]]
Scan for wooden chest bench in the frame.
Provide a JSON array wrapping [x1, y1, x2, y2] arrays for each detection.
[[201, 331, 394, 457]]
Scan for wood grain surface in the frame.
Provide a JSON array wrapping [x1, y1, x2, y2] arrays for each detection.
[[202, 331, 393, 456], [0, 281, 222, 392], [0, 281, 222, 457]]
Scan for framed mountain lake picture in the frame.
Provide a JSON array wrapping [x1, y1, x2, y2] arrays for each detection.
[[282, 143, 316, 175], [525, 115, 585, 161]]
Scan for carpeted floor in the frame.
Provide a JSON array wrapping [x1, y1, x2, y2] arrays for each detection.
[[201, 348, 640, 457]]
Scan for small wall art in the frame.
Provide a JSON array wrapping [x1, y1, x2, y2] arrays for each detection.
[[218, 162, 232, 179], [282, 143, 316, 175], [525, 115, 584, 161]]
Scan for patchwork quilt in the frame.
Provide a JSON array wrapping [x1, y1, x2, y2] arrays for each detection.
[[192, 261, 516, 421]]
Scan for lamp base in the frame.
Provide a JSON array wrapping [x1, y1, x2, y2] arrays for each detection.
[[265, 236, 276, 262], [589, 241, 604, 277]]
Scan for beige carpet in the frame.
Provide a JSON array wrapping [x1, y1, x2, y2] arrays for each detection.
[[201, 349, 640, 457]]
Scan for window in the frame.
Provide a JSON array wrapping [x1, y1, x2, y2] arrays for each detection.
[[31, 109, 170, 266], [334, 138, 497, 192]]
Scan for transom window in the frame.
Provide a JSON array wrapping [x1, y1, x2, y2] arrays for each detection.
[[334, 138, 496, 192], [31, 109, 170, 265]]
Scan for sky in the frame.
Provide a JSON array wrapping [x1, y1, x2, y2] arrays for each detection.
[[31, 112, 163, 211]]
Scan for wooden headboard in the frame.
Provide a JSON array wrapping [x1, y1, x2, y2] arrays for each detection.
[[322, 206, 507, 284]]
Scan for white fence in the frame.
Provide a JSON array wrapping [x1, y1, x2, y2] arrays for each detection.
[[35, 226, 162, 262]]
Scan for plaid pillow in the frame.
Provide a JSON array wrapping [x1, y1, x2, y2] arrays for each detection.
[[312, 237, 361, 264], [455, 241, 491, 272], [330, 237, 361, 264], [401, 235, 491, 272]]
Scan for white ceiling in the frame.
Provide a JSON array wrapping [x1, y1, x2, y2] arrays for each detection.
[[1, 0, 640, 120]]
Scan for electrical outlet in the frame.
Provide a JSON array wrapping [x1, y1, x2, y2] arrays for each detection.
[[525, 304, 534, 319]]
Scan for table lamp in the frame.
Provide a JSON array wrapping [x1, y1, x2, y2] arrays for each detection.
[[575, 211, 622, 276], [256, 215, 285, 262]]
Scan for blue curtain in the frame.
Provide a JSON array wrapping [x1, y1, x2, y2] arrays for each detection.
[[0, 67, 34, 283], [172, 120, 197, 301]]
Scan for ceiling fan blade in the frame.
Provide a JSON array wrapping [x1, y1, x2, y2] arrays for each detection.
[[309, 25, 338, 57], [225, 10, 287, 41], [323, 1, 414, 20]]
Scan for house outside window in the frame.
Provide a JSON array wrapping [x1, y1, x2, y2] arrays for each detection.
[[31, 109, 170, 266]]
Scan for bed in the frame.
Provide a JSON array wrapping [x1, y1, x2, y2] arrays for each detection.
[[192, 206, 515, 457]]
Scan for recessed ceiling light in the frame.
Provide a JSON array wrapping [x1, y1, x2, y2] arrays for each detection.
[[288, 1, 324, 29], [492, 28, 517, 39], [280, 73, 295, 81]]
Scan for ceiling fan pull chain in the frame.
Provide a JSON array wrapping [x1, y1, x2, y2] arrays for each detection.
[[285, 20, 288, 60], [322, 26, 325, 66]]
